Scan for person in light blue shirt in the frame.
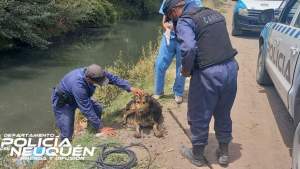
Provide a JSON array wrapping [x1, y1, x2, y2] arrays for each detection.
[[154, 0, 202, 104]]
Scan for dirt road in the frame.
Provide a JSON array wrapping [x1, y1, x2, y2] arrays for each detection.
[[119, 1, 295, 169]]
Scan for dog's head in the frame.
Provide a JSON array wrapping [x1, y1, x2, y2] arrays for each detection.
[[133, 93, 153, 115]]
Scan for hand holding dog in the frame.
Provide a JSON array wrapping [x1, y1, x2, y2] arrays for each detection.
[[130, 87, 144, 96]]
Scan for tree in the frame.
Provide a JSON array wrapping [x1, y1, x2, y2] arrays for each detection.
[[0, 0, 60, 48]]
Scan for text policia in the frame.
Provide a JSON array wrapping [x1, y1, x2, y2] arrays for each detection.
[[0, 135, 96, 160]]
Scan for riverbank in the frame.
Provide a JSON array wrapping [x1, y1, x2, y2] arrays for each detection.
[[45, 37, 177, 169], [46, 1, 227, 168], [0, 1, 226, 168]]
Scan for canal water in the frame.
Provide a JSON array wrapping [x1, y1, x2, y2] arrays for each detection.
[[0, 17, 160, 133]]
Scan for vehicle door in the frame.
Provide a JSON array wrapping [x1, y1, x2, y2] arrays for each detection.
[[266, 0, 300, 107]]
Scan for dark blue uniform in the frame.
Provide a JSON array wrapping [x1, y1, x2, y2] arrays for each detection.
[[51, 68, 131, 140], [176, 2, 238, 146]]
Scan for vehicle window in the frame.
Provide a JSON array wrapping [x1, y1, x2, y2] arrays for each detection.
[[278, 0, 288, 14], [294, 10, 300, 28], [282, 0, 300, 24], [276, 0, 288, 19]]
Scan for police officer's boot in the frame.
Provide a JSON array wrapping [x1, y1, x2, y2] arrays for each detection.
[[216, 143, 229, 166], [180, 145, 206, 167]]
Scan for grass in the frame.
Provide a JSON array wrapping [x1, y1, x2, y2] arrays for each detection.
[[46, 37, 176, 169], [204, 0, 227, 13], [44, 2, 226, 168], [3, 0, 227, 167]]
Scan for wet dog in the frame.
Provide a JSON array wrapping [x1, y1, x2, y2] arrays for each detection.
[[123, 93, 164, 138]]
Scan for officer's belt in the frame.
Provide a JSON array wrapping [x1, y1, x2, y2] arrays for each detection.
[[55, 86, 75, 107], [193, 57, 234, 70]]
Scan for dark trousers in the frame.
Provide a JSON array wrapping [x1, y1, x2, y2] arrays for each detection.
[[51, 90, 102, 141], [188, 59, 238, 146]]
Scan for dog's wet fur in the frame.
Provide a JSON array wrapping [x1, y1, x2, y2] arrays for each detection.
[[123, 93, 164, 138]]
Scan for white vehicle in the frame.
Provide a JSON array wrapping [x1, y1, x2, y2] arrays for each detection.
[[256, 0, 300, 168], [232, 0, 283, 35]]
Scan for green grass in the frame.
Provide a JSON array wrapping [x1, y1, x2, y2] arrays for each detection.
[[46, 37, 175, 169]]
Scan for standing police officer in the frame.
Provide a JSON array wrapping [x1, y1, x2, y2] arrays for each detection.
[[163, 0, 238, 167], [51, 64, 143, 141]]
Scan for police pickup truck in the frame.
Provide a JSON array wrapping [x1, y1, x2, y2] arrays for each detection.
[[256, 0, 300, 168]]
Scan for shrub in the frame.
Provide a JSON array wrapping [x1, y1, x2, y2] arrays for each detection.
[[0, 0, 160, 49], [0, 0, 58, 48]]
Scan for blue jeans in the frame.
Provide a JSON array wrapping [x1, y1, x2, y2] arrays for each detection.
[[188, 60, 238, 146], [51, 89, 102, 141], [154, 36, 186, 96]]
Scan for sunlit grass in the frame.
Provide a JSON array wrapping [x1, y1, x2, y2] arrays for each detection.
[[47, 36, 175, 168]]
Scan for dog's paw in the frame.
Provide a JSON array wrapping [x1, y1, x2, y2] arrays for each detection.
[[134, 133, 142, 138], [154, 131, 163, 138]]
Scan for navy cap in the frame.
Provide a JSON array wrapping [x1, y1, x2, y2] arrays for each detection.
[[163, 0, 182, 15]]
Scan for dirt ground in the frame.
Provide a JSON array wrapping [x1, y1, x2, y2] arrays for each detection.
[[117, 1, 295, 169]]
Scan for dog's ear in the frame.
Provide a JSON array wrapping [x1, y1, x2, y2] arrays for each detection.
[[146, 95, 154, 104], [143, 94, 149, 102]]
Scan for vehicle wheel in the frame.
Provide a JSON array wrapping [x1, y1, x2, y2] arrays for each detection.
[[256, 45, 272, 85], [293, 123, 300, 169], [232, 18, 243, 36]]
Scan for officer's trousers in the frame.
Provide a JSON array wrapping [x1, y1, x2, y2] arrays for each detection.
[[188, 59, 238, 146], [51, 90, 102, 141]]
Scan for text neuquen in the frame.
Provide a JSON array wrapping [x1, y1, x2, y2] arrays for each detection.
[[0, 137, 96, 158]]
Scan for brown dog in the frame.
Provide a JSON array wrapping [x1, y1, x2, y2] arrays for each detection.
[[123, 93, 164, 138]]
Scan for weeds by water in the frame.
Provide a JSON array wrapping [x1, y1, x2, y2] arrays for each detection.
[[46, 37, 175, 169]]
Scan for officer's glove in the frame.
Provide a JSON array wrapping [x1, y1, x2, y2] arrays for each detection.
[[130, 87, 144, 96]]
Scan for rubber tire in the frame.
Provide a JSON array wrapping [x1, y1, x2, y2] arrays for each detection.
[[293, 123, 300, 169], [256, 45, 273, 86], [232, 17, 243, 36]]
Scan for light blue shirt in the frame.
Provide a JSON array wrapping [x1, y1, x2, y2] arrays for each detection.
[[159, 0, 203, 39]]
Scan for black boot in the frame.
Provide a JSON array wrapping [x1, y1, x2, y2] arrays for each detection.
[[216, 143, 229, 166], [180, 145, 206, 167]]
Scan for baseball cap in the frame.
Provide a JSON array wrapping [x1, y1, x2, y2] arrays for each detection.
[[85, 64, 109, 85]]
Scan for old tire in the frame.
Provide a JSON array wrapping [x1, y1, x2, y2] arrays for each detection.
[[256, 45, 272, 85], [293, 122, 300, 169]]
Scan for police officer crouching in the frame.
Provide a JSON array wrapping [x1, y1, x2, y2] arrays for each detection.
[[163, 0, 238, 167], [51, 64, 143, 142]]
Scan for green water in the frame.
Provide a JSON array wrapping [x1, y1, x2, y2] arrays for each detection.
[[0, 18, 160, 133]]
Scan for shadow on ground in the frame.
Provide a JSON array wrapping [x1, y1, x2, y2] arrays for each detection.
[[259, 86, 295, 156], [233, 31, 260, 40], [183, 130, 242, 166], [206, 133, 242, 166]]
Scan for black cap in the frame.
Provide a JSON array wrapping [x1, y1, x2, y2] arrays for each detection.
[[163, 0, 182, 15]]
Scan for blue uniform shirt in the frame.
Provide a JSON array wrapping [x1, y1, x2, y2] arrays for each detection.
[[176, 2, 199, 74], [159, 0, 202, 39], [57, 68, 131, 129]]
